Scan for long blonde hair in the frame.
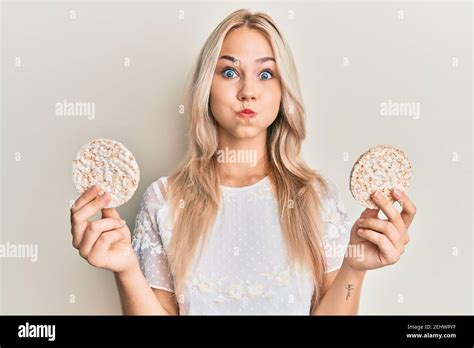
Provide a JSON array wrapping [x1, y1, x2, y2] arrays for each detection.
[[166, 9, 331, 311]]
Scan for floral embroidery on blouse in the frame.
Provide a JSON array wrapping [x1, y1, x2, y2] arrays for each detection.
[[220, 280, 273, 302], [157, 201, 174, 250], [223, 192, 237, 203], [319, 183, 352, 241], [259, 265, 292, 286], [186, 265, 293, 305], [132, 210, 163, 256], [247, 187, 273, 202]]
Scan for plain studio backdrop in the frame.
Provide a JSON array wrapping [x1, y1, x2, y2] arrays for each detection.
[[1, 1, 472, 314]]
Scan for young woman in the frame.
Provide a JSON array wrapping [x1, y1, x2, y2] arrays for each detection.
[[69, 9, 416, 315]]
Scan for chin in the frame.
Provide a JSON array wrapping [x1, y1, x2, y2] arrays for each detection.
[[233, 127, 265, 139]]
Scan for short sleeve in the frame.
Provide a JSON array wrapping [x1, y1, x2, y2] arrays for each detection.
[[131, 178, 175, 292], [316, 175, 352, 273]]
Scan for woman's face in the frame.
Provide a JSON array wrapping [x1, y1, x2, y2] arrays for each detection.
[[210, 27, 282, 140]]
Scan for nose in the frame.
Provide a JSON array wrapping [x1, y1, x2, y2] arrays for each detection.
[[237, 77, 257, 103]]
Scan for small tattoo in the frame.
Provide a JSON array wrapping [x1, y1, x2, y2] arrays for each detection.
[[345, 284, 354, 300]]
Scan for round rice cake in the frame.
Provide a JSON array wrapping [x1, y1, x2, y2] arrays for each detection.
[[72, 139, 140, 208], [349, 145, 412, 209]]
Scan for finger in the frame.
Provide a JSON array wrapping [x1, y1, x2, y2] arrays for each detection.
[[357, 228, 400, 265], [71, 193, 111, 247], [356, 218, 401, 247], [71, 185, 100, 213], [359, 208, 380, 219], [371, 191, 405, 232], [78, 218, 126, 258], [87, 230, 126, 268], [391, 188, 417, 229], [102, 207, 120, 220], [71, 192, 111, 229], [70, 186, 100, 238]]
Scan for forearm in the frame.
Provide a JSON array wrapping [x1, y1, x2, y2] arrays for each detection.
[[312, 259, 366, 315], [114, 264, 170, 315]]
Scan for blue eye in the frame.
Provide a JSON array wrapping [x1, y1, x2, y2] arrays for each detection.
[[259, 70, 273, 80], [220, 67, 275, 80], [222, 68, 238, 79]]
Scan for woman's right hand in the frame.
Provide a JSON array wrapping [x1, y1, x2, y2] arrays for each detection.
[[70, 185, 139, 274]]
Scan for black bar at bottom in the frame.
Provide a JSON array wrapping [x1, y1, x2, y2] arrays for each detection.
[[0, 315, 472, 346]]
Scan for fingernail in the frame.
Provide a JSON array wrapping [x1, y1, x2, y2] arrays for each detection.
[[373, 191, 383, 201], [100, 192, 109, 201], [357, 229, 363, 235], [356, 218, 364, 226], [121, 219, 126, 225], [394, 188, 401, 197], [98, 189, 105, 196]]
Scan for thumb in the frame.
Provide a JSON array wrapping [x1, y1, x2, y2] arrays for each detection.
[[360, 208, 380, 219], [102, 207, 121, 219]]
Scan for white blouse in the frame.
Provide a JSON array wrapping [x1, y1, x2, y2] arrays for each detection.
[[131, 174, 352, 315]]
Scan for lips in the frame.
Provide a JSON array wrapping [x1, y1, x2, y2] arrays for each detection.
[[237, 108, 257, 118]]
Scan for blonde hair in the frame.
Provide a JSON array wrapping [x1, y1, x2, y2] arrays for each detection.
[[166, 9, 331, 312]]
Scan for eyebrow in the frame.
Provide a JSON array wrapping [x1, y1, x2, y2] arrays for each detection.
[[218, 54, 275, 64]]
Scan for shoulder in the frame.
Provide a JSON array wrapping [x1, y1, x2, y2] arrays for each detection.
[[312, 171, 342, 203], [139, 176, 169, 207], [312, 171, 349, 220]]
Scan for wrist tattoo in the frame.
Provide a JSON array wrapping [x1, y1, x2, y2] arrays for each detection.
[[345, 284, 354, 300]]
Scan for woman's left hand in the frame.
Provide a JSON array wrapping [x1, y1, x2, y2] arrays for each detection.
[[345, 188, 417, 271]]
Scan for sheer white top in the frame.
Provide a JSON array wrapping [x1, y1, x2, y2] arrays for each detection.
[[131, 174, 352, 315]]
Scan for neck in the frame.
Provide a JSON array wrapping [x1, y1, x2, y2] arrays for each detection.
[[216, 128, 269, 185]]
